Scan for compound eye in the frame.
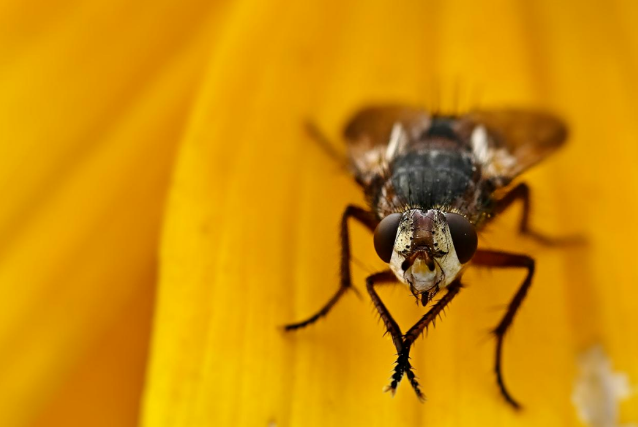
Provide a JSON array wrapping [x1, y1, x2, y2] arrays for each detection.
[[444, 213, 478, 264], [373, 213, 402, 263]]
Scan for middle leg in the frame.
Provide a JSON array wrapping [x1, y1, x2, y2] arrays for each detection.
[[285, 205, 378, 330]]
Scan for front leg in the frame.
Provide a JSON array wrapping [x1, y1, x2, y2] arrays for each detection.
[[391, 282, 463, 401], [365, 271, 403, 352], [285, 205, 378, 330], [365, 271, 417, 399], [472, 249, 535, 410]]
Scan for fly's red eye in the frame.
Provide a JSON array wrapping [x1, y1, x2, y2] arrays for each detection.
[[373, 213, 402, 263], [445, 213, 478, 264]]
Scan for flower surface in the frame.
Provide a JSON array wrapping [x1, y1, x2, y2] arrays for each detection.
[[1, 0, 637, 426]]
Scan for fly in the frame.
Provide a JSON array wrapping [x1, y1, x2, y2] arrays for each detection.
[[284, 105, 568, 409]]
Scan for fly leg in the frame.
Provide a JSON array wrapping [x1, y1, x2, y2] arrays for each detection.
[[495, 183, 533, 233], [390, 282, 462, 401], [365, 271, 404, 354], [304, 121, 349, 171], [472, 249, 535, 410], [285, 205, 378, 330], [365, 271, 414, 398], [495, 182, 581, 245]]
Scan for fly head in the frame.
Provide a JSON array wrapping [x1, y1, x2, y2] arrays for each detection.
[[373, 209, 478, 304]]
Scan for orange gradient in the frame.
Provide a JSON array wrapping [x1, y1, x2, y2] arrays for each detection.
[[0, 0, 637, 426]]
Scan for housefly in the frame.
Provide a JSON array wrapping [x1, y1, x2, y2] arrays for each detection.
[[285, 105, 567, 409]]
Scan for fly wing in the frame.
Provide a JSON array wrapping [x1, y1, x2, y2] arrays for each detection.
[[465, 109, 568, 187], [343, 105, 431, 186]]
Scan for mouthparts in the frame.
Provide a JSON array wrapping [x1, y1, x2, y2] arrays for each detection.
[[405, 251, 441, 300]]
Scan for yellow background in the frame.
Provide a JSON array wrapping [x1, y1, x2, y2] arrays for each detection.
[[0, 0, 637, 426]]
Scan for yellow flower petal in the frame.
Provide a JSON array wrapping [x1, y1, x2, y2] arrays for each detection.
[[143, 1, 638, 425], [3, 0, 632, 425], [0, 1, 224, 425]]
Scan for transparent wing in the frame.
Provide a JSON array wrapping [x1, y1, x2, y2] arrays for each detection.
[[466, 109, 568, 186], [343, 105, 431, 184]]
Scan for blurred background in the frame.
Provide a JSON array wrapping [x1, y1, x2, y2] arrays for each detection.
[[0, 0, 637, 426]]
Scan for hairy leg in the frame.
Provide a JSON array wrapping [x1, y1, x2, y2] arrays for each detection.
[[365, 270, 403, 353], [285, 205, 378, 330], [389, 282, 463, 401]]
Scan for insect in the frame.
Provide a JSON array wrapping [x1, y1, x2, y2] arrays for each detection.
[[284, 105, 567, 409]]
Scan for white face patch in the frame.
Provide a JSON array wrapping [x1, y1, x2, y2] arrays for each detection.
[[389, 209, 466, 292]]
